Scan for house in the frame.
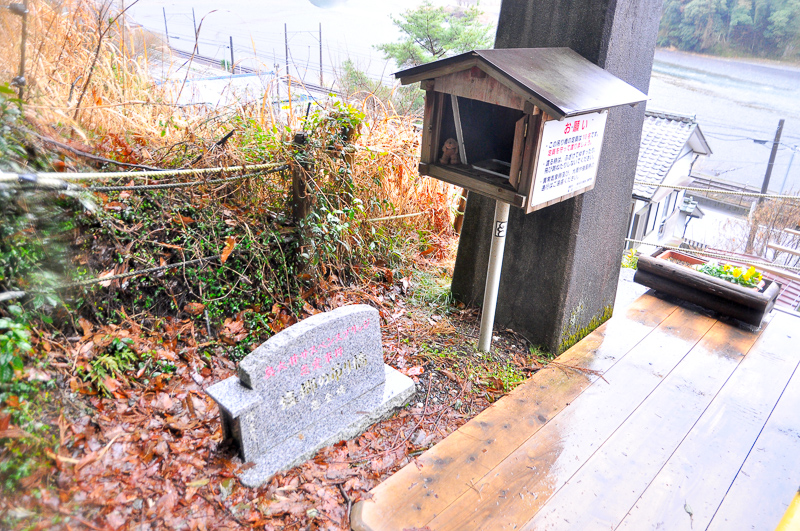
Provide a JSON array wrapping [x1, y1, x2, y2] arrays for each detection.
[[627, 110, 712, 247]]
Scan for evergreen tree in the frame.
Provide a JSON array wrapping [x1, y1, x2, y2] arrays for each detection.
[[376, 1, 494, 68]]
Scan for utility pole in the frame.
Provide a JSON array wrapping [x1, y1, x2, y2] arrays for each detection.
[[162, 7, 169, 47], [745, 118, 784, 254], [230, 36, 234, 73], [192, 8, 199, 55], [284, 23, 289, 82], [319, 23, 323, 87]]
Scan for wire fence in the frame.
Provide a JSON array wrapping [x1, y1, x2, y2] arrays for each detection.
[[632, 181, 800, 201], [0, 161, 288, 183]]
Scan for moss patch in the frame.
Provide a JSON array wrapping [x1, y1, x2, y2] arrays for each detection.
[[557, 304, 613, 355]]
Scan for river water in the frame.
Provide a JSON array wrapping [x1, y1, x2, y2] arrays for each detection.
[[126, 1, 800, 193]]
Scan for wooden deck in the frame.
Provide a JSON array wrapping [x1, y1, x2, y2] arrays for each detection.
[[351, 293, 800, 531]]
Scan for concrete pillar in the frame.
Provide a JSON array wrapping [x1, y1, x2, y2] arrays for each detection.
[[451, 0, 663, 353]]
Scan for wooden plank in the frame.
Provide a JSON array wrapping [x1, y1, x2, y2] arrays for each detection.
[[508, 115, 527, 189], [351, 294, 676, 531], [519, 113, 543, 206], [431, 92, 444, 165], [758, 263, 800, 282], [424, 306, 716, 531], [450, 94, 467, 164], [458, 294, 678, 449], [705, 313, 800, 531], [524, 319, 762, 531], [476, 61, 564, 119], [768, 242, 800, 258], [399, 59, 477, 85], [614, 311, 799, 531], [433, 68, 527, 110], [350, 430, 496, 531], [420, 90, 436, 164], [424, 164, 526, 207]]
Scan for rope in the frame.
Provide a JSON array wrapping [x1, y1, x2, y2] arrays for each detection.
[[366, 211, 427, 222], [625, 239, 800, 272], [633, 181, 800, 201], [18, 256, 221, 296], [88, 166, 287, 191], [0, 161, 287, 182]]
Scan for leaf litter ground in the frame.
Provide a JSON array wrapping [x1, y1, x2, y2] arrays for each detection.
[[1, 261, 547, 531]]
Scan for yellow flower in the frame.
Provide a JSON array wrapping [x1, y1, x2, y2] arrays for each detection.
[[732, 268, 742, 278], [723, 264, 732, 272], [742, 266, 756, 281]]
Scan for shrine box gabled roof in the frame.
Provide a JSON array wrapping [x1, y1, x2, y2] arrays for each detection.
[[395, 48, 648, 119]]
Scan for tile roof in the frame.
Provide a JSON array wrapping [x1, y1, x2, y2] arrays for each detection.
[[633, 110, 707, 200]]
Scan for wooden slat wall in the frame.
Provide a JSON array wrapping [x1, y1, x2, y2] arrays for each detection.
[[432, 68, 527, 111]]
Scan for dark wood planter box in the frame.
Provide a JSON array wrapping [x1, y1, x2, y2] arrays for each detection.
[[633, 249, 781, 326]]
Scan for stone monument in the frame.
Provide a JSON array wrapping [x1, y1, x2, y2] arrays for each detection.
[[206, 304, 416, 487]]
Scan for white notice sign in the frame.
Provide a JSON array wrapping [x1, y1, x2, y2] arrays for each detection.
[[529, 111, 608, 210]]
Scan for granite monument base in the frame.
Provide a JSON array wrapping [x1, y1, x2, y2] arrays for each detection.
[[223, 365, 413, 487]]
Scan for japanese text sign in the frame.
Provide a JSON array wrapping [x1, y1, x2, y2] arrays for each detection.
[[529, 111, 608, 210]]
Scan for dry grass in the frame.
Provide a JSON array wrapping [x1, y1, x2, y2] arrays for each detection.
[[1, 0, 457, 247]]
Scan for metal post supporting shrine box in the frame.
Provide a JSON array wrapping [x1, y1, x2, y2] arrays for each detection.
[[396, 48, 648, 350]]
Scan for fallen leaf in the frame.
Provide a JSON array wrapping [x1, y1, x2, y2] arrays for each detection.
[[220, 236, 237, 264], [186, 478, 210, 488], [79, 317, 93, 337], [97, 270, 115, 288], [302, 302, 320, 315], [103, 201, 125, 211], [402, 366, 424, 377], [184, 302, 205, 316], [103, 377, 120, 393], [174, 215, 196, 225], [220, 318, 247, 345]]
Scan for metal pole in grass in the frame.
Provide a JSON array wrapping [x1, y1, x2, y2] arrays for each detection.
[[192, 8, 199, 55], [478, 200, 511, 352], [9, 0, 29, 99], [162, 7, 169, 46], [230, 36, 235, 73]]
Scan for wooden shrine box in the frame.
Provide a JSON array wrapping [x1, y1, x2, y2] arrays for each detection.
[[396, 48, 648, 213]]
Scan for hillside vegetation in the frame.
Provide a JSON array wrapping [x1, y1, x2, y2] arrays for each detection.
[[658, 0, 800, 60]]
